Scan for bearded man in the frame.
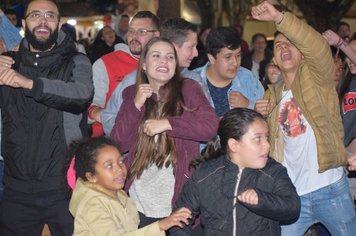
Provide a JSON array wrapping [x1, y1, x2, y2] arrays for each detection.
[[0, 1, 93, 235]]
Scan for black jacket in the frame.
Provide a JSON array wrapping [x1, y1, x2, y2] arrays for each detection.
[[1, 30, 93, 193], [171, 156, 300, 236]]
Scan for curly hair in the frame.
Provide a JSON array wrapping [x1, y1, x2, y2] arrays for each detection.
[[68, 137, 119, 181]]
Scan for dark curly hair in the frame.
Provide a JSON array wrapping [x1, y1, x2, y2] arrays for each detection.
[[67, 136, 119, 181]]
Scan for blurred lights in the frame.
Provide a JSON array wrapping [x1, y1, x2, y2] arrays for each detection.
[[67, 19, 77, 26], [94, 20, 104, 30]]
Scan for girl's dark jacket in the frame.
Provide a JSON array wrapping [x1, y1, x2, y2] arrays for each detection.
[[171, 156, 300, 236]]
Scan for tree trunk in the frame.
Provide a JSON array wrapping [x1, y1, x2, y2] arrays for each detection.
[[281, 0, 356, 32], [157, 0, 180, 23], [193, 0, 355, 33]]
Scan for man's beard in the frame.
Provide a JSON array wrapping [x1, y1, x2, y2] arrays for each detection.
[[25, 24, 59, 51], [129, 39, 142, 56]]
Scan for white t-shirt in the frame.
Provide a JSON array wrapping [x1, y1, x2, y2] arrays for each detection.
[[129, 163, 175, 218], [251, 60, 260, 80], [279, 90, 343, 195]]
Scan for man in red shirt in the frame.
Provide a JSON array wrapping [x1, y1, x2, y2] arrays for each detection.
[[88, 11, 160, 137]]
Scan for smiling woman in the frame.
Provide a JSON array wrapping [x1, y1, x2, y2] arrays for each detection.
[[110, 37, 219, 229]]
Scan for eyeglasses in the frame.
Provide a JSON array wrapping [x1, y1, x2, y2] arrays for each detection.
[[25, 11, 58, 22], [127, 28, 157, 37]]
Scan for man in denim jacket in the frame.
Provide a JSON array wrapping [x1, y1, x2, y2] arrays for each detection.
[[194, 27, 264, 117]]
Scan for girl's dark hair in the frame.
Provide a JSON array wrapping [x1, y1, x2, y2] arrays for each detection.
[[193, 108, 266, 165], [68, 136, 119, 181], [92, 25, 119, 46], [252, 33, 267, 44], [130, 37, 189, 179]]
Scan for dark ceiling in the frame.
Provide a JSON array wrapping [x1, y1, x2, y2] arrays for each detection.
[[3, 0, 118, 17]]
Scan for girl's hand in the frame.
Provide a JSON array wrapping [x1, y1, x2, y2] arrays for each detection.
[[238, 189, 259, 205], [158, 207, 192, 231], [143, 119, 172, 136], [134, 84, 152, 110]]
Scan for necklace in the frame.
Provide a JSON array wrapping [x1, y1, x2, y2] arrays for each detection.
[[266, 85, 291, 118]]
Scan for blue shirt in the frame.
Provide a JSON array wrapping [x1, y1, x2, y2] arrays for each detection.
[[0, 14, 21, 50], [207, 79, 232, 117], [194, 62, 265, 110]]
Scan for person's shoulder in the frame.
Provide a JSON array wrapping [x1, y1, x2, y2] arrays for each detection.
[[122, 83, 136, 96], [182, 77, 199, 85], [181, 78, 202, 92], [262, 158, 288, 174], [193, 157, 225, 180], [193, 62, 209, 74], [114, 43, 130, 53], [125, 70, 137, 80], [235, 66, 259, 81], [237, 66, 255, 76], [92, 57, 104, 68], [181, 68, 200, 80]]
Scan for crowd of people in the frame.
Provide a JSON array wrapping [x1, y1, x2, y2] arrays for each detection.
[[0, 0, 356, 235]]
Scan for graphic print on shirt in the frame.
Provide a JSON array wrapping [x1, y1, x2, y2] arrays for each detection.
[[342, 92, 356, 114], [278, 97, 306, 137]]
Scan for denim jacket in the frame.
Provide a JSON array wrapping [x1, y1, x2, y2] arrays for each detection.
[[194, 62, 264, 109]]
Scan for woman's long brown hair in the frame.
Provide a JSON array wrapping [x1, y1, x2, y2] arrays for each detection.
[[129, 37, 187, 179]]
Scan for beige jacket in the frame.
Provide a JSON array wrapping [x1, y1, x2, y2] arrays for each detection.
[[265, 12, 348, 172], [69, 179, 165, 236]]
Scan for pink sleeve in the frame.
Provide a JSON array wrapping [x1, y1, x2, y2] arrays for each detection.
[[67, 157, 76, 190]]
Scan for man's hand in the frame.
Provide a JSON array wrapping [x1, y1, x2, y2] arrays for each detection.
[[0, 55, 14, 74], [229, 91, 249, 108], [255, 99, 271, 117], [0, 69, 33, 89], [322, 30, 342, 47], [251, 1, 284, 24]]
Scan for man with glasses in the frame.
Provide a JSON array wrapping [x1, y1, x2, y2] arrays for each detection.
[[0, 0, 93, 235], [88, 11, 159, 137]]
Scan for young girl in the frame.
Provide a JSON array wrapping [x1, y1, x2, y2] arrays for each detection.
[[69, 136, 192, 235], [110, 37, 219, 226], [262, 60, 281, 90], [170, 108, 300, 236]]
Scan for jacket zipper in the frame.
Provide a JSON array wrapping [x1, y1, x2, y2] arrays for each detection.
[[232, 169, 242, 235]]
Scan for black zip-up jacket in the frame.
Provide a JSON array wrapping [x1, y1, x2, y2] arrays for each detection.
[[171, 156, 300, 236], [1, 30, 93, 193]]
